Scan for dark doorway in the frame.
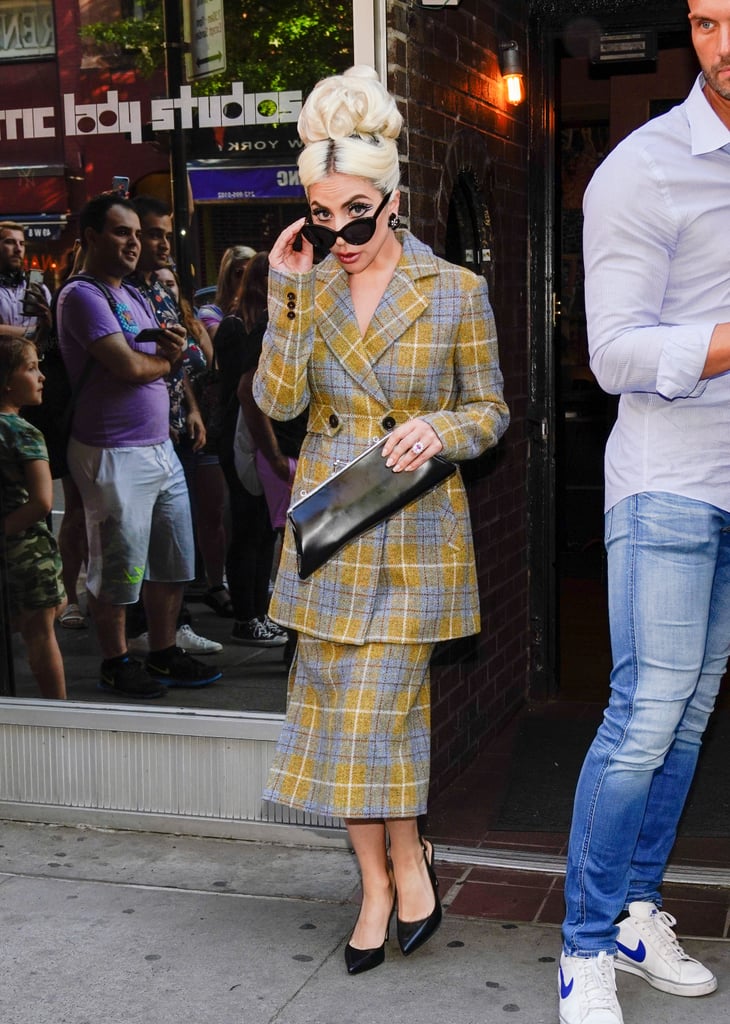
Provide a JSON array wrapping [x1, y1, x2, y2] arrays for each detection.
[[431, 2, 730, 861], [555, 20, 698, 703], [526, 0, 699, 703]]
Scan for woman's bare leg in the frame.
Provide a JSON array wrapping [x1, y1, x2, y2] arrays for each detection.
[[387, 818, 435, 923], [344, 818, 394, 950]]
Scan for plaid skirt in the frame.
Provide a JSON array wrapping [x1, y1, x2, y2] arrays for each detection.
[[263, 636, 434, 819]]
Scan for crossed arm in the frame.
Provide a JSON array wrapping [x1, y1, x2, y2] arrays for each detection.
[[88, 325, 184, 383]]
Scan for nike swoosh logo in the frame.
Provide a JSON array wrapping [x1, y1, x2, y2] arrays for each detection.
[[148, 664, 172, 676], [559, 967, 574, 999], [616, 938, 646, 963]]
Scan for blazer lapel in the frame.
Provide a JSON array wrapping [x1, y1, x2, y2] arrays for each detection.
[[364, 267, 429, 366], [313, 233, 440, 403], [315, 262, 388, 405]]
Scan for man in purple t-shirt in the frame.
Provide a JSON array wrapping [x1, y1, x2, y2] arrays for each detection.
[[58, 193, 221, 698]]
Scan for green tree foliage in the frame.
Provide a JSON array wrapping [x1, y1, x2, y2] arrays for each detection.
[[80, 1, 163, 77], [81, 0, 354, 93]]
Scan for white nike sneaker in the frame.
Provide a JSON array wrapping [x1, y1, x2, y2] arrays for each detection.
[[128, 627, 223, 656], [126, 631, 150, 655], [176, 624, 223, 655], [615, 901, 717, 996], [559, 951, 623, 1024]]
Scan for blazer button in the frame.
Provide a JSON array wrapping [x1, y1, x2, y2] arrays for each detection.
[[287, 311, 296, 320], [287, 292, 296, 301], [382, 415, 396, 430], [287, 300, 296, 309], [329, 413, 339, 428]]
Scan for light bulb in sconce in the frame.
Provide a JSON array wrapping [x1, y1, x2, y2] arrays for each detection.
[[500, 40, 526, 106]]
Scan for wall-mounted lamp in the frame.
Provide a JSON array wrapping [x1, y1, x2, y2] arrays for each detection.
[[499, 40, 526, 106]]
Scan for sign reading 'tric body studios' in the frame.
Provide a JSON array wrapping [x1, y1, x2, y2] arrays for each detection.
[[0, 84, 303, 145]]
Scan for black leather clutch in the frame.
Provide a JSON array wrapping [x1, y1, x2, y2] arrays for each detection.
[[287, 436, 456, 580]]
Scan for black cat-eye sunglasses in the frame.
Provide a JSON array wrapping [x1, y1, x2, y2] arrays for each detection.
[[301, 193, 391, 250]]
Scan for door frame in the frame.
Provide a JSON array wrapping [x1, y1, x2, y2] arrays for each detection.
[[527, 15, 559, 701]]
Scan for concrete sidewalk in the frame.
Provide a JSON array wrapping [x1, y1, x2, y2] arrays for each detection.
[[1, 820, 729, 1024]]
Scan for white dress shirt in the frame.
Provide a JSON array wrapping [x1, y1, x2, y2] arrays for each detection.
[[0, 278, 51, 335], [583, 74, 730, 512]]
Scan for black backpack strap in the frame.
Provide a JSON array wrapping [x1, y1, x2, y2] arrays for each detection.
[[69, 272, 139, 315]]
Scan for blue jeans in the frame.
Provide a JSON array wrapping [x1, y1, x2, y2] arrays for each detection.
[[562, 491, 730, 955]]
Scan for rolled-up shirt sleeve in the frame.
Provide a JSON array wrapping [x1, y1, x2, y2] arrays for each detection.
[[584, 143, 714, 401]]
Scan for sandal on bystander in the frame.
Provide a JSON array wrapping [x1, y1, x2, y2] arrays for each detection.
[[58, 603, 87, 629]]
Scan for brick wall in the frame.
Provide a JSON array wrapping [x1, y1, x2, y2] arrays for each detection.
[[386, 0, 530, 795]]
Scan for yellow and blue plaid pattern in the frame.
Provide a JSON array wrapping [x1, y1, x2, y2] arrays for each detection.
[[255, 231, 509, 818], [253, 230, 510, 646], [264, 636, 434, 819]]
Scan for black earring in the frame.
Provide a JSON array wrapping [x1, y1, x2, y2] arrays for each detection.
[[388, 213, 400, 230]]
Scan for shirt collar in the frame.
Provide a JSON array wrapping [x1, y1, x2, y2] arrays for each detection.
[[688, 72, 730, 155]]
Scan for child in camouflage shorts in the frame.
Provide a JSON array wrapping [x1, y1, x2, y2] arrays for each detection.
[[0, 337, 66, 698]]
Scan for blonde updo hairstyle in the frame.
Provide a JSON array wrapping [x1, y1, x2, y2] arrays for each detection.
[[297, 66, 402, 197]]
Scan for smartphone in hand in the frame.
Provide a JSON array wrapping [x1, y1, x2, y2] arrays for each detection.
[[135, 327, 169, 344], [22, 279, 48, 316]]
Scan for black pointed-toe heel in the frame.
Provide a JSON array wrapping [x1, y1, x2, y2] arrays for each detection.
[[396, 838, 442, 957], [344, 894, 396, 976], [344, 938, 386, 975]]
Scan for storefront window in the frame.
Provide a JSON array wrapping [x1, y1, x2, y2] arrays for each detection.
[[1, 1, 382, 714]]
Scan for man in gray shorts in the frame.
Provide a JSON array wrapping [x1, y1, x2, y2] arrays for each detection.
[[57, 192, 221, 698]]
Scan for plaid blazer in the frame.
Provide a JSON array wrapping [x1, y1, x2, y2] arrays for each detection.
[[253, 231, 510, 645]]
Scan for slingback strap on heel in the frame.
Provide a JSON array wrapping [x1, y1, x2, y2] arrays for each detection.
[[396, 838, 442, 957], [344, 892, 396, 976]]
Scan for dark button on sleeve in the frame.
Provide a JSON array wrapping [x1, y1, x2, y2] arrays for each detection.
[[286, 311, 296, 320], [382, 415, 396, 430], [287, 292, 296, 301], [329, 413, 339, 428]]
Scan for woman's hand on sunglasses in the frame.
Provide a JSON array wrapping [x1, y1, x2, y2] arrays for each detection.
[[269, 218, 313, 275]]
